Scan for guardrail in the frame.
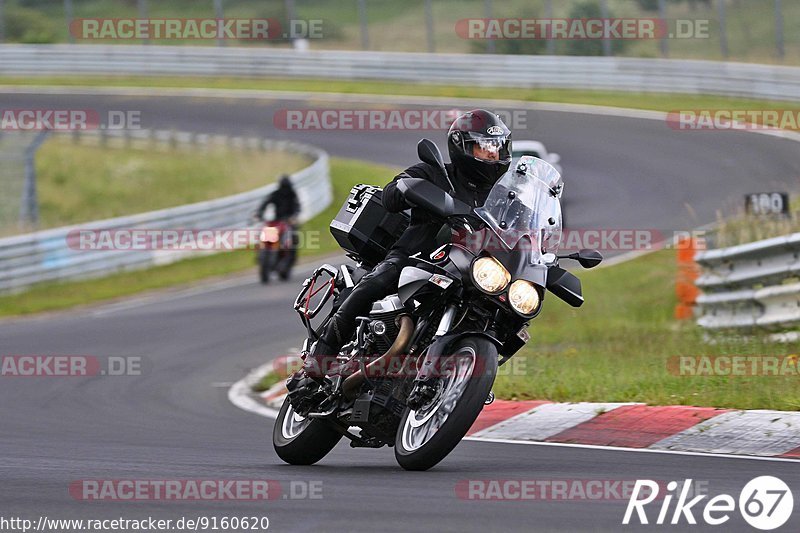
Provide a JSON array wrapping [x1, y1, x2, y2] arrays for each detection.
[[694, 233, 800, 331], [0, 130, 331, 294], [2, 44, 800, 102]]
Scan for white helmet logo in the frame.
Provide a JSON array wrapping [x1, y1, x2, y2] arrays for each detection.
[[486, 126, 504, 136]]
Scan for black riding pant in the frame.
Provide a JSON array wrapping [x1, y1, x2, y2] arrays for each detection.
[[320, 259, 405, 349]]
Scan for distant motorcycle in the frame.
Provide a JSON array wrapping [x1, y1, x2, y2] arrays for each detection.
[[257, 220, 296, 283], [273, 139, 601, 470]]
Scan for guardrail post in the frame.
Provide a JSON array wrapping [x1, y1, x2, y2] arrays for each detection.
[[545, 0, 555, 54], [21, 130, 50, 228], [357, 0, 369, 50], [0, 0, 5, 43], [599, 0, 612, 56], [484, 0, 495, 54], [64, 0, 75, 44], [658, 0, 668, 58], [717, 0, 728, 58], [775, 0, 784, 60], [424, 0, 436, 53], [137, 0, 149, 45], [285, 0, 296, 47], [213, 0, 224, 47]]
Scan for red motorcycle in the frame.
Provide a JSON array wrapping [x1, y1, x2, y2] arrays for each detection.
[[257, 220, 297, 283]]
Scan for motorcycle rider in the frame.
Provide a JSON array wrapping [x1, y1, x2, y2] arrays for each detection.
[[254, 175, 300, 278], [289, 109, 512, 391], [254, 175, 301, 224]]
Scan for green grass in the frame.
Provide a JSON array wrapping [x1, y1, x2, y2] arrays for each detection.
[[3, 75, 799, 119], [0, 157, 397, 317], [31, 136, 309, 229], [252, 371, 285, 393], [493, 249, 800, 411], [711, 193, 800, 248], [4, 0, 799, 64]]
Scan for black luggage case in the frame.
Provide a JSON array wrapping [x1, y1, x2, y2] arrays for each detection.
[[330, 185, 409, 267]]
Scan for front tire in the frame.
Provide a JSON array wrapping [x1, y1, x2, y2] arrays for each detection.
[[394, 337, 498, 471], [273, 396, 342, 465]]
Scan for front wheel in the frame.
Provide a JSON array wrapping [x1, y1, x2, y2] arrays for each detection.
[[394, 337, 498, 471], [273, 396, 342, 465]]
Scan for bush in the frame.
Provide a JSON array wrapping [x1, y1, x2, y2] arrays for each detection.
[[469, 8, 547, 56], [5, 6, 60, 43], [565, 1, 628, 57]]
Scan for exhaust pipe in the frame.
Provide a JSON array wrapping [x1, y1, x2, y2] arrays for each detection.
[[342, 314, 414, 400]]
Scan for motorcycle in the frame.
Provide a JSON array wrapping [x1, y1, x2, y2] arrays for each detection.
[[256, 219, 296, 284], [273, 139, 602, 471]]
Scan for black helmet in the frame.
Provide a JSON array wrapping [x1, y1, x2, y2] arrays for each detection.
[[447, 109, 511, 188]]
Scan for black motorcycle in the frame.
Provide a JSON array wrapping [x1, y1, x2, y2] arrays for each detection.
[[273, 139, 601, 471]]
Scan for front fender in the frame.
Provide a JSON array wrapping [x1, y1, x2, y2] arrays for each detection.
[[415, 331, 502, 382]]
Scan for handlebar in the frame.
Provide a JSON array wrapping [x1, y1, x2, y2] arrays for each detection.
[[396, 177, 473, 220]]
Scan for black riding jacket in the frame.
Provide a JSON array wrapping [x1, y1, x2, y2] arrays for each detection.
[[256, 184, 300, 221], [381, 162, 493, 261]]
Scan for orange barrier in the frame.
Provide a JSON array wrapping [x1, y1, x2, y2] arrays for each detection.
[[675, 237, 701, 320]]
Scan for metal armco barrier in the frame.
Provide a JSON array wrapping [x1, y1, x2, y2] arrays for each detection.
[[0, 130, 331, 293], [694, 233, 800, 330], [2, 44, 800, 101]]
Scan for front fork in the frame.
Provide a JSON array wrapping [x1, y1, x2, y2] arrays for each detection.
[[407, 302, 460, 409]]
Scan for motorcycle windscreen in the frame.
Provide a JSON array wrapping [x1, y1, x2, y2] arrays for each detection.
[[474, 156, 563, 263]]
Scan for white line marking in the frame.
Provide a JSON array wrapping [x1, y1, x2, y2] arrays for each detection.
[[463, 436, 800, 463], [228, 362, 282, 420]]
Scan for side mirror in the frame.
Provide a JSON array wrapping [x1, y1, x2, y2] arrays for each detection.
[[417, 138, 455, 193], [418, 138, 445, 170], [558, 248, 603, 269]]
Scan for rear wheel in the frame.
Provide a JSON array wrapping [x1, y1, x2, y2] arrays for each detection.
[[394, 337, 498, 471], [273, 397, 342, 465], [259, 249, 275, 284]]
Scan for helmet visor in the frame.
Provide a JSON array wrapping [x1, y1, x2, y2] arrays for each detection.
[[465, 132, 511, 163]]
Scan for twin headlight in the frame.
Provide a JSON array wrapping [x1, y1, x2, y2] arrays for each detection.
[[471, 257, 541, 316]]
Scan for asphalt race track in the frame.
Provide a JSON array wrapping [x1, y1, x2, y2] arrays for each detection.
[[2, 91, 800, 532]]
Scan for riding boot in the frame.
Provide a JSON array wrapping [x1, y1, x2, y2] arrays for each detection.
[[286, 336, 339, 394], [302, 337, 339, 379]]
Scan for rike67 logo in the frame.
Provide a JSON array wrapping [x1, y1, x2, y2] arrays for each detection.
[[623, 477, 793, 530]]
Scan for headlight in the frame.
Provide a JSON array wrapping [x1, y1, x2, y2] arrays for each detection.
[[471, 257, 511, 294], [508, 280, 541, 316]]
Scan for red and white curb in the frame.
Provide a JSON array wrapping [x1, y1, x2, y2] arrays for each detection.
[[471, 400, 800, 460], [231, 373, 800, 462]]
